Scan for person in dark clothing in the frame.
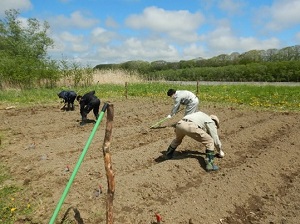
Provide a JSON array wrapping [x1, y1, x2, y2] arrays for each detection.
[[57, 90, 77, 111], [76, 90, 101, 125]]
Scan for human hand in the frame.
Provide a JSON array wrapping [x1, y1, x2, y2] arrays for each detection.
[[216, 150, 225, 158], [167, 114, 172, 119]]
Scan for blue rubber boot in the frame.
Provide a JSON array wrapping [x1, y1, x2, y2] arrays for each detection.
[[205, 150, 219, 172]]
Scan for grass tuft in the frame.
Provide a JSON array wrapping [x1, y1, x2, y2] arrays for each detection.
[[0, 166, 32, 224]]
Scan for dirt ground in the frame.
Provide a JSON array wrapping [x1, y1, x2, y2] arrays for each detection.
[[0, 98, 299, 224]]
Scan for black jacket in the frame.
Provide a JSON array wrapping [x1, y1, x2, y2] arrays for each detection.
[[79, 91, 99, 110], [58, 90, 77, 103]]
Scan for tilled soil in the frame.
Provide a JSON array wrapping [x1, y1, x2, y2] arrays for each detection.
[[0, 98, 299, 224]]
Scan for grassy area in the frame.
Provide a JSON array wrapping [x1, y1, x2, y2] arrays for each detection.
[[199, 84, 300, 111], [0, 166, 32, 224], [0, 82, 299, 111]]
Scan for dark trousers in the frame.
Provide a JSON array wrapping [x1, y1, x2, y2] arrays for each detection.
[[66, 95, 77, 110]]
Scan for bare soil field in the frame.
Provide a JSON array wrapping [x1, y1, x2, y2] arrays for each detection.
[[0, 98, 299, 224]]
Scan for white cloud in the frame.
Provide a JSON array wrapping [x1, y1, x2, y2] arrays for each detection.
[[199, 13, 284, 56], [260, 0, 300, 31], [0, 0, 32, 16], [91, 27, 107, 36], [105, 17, 119, 28], [91, 27, 117, 44], [125, 6, 204, 42], [238, 37, 280, 50], [206, 26, 237, 49], [295, 32, 300, 41], [183, 44, 206, 59], [93, 37, 179, 63], [49, 11, 99, 30], [47, 11, 100, 59], [72, 43, 89, 52], [205, 25, 281, 56], [50, 31, 88, 55], [218, 0, 246, 15], [60, 31, 84, 43], [122, 37, 178, 60]]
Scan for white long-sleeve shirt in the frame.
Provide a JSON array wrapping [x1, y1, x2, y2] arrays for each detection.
[[171, 90, 198, 116]]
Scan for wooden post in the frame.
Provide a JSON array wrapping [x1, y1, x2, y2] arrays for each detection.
[[125, 82, 128, 99], [102, 103, 115, 224], [196, 80, 199, 96]]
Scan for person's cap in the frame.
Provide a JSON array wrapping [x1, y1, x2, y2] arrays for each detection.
[[210, 115, 220, 128], [167, 89, 176, 96]]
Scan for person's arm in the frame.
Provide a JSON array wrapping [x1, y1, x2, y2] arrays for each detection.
[[206, 122, 222, 151], [171, 98, 181, 116], [58, 91, 65, 102], [79, 100, 85, 116]]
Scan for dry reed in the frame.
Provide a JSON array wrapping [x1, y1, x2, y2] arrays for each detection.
[[92, 69, 143, 84]]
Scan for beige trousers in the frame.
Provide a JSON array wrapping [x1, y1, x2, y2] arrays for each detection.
[[170, 120, 214, 151]]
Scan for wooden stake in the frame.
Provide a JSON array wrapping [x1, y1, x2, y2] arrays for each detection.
[[125, 82, 128, 99], [102, 103, 115, 224]]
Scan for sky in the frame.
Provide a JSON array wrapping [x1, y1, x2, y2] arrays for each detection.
[[1, 0, 300, 66]]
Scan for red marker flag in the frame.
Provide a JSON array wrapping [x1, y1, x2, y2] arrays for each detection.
[[155, 213, 162, 223]]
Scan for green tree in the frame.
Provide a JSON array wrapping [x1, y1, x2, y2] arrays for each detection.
[[0, 9, 55, 88]]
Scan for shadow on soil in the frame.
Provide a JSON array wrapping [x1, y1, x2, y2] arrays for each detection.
[[154, 150, 207, 170]]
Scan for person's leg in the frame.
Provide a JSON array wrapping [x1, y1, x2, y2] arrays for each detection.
[[80, 105, 93, 126], [165, 120, 188, 159], [185, 124, 219, 171], [67, 101, 71, 111], [186, 126, 214, 150], [205, 149, 219, 171], [70, 96, 76, 111], [92, 99, 100, 119], [82, 104, 92, 120]]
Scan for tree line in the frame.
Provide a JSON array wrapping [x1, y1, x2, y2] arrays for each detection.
[[95, 46, 300, 82]]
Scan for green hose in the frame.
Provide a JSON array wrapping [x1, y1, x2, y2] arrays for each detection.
[[49, 103, 109, 224]]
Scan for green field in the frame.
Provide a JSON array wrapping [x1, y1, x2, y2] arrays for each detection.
[[0, 82, 299, 111]]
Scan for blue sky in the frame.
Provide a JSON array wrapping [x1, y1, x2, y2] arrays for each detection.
[[1, 0, 300, 66]]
